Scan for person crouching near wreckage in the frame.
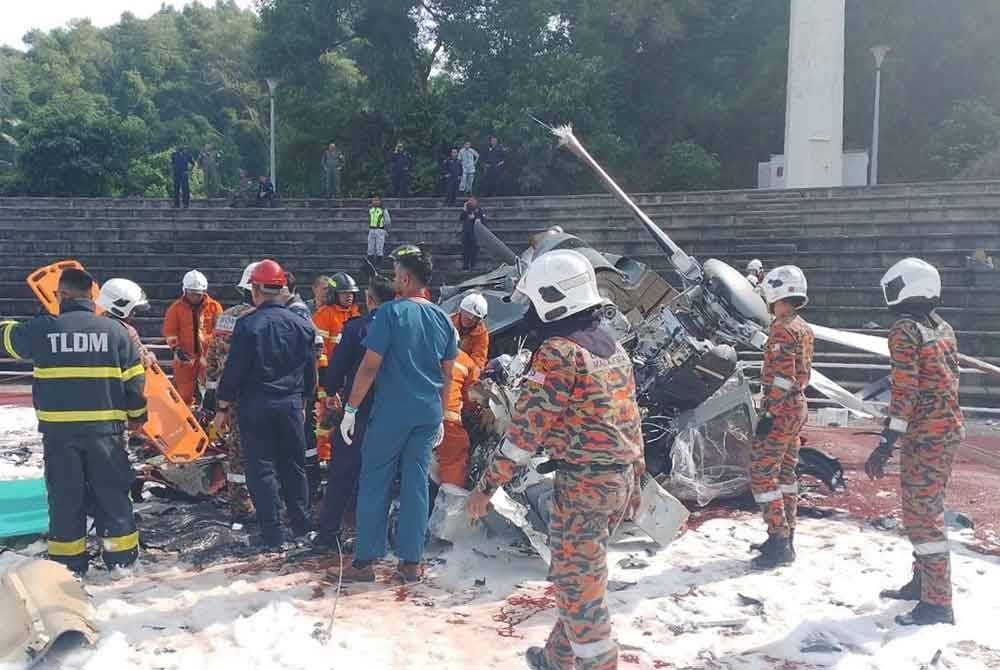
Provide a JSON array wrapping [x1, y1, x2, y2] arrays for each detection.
[[750, 265, 814, 570], [864, 258, 964, 627], [466, 249, 644, 670]]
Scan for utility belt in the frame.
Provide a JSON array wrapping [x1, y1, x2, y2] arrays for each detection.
[[536, 459, 631, 475]]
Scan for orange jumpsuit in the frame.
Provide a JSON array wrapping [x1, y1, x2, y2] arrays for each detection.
[[433, 349, 480, 487], [313, 302, 360, 459], [162, 295, 223, 405], [450, 312, 489, 372]]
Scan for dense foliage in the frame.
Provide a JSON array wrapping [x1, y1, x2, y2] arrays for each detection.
[[1, 0, 998, 197]]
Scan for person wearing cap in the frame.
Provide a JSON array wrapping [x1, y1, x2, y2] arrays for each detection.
[[335, 244, 457, 583], [162, 269, 223, 405], [450, 292, 489, 372], [202, 263, 259, 520], [213, 259, 317, 550]]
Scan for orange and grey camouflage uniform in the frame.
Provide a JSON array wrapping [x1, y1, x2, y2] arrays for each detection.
[[205, 303, 256, 514], [475, 337, 644, 670], [751, 313, 814, 539], [888, 314, 964, 608]]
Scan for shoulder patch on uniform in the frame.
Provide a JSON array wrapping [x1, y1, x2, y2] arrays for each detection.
[[526, 370, 546, 385], [215, 314, 238, 333]]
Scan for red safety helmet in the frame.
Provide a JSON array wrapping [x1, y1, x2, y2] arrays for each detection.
[[249, 259, 287, 287]]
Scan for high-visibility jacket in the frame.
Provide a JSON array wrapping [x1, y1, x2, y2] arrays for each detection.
[[450, 312, 489, 372], [444, 350, 480, 423], [313, 303, 360, 368], [1, 299, 147, 434], [162, 295, 223, 360], [368, 207, 390, 229]]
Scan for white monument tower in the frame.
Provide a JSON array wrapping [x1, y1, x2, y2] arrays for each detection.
[[783, 0, 846, 187]]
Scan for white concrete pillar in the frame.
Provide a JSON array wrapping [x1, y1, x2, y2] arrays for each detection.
[[783, 0, 846, 188]]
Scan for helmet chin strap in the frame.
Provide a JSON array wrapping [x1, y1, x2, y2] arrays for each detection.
[[889, 300, 936, 319]]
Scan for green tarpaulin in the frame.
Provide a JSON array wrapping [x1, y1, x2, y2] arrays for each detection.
[[0, 478, 48, 539]]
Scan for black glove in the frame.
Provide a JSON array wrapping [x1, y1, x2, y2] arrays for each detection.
[[172, 348, 191, 363], [755, 413, 774, 440], [865, 430, 902, 480], [201, 388, 217, 413]]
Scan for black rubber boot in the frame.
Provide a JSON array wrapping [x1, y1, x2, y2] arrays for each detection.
[[880, 573, 921, 601], [749, 534, 779, 555], [525, 647, 550, 670], [895, 602, 955, 626], [751, 536, 795, 570]]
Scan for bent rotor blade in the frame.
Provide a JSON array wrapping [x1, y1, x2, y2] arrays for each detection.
[[474, 220, 520, 267], [808, 368, 880, 418], [542, 121, 702, 284], [811, 323, 1000, 378]]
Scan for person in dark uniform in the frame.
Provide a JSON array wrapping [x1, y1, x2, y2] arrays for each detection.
[[459, 195, 486, 271], [390, 142, 412, 198], [482, 135, 506, 197], [313, 275, 397, 550], [214, 259, 317, 550], [170, 146, 196, 209], [1, 268, 147, 575], [443, 147, 462, 205]]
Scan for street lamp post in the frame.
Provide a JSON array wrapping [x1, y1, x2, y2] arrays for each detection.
[[266, 78, 278, 192], [869, 46, 891, 185]]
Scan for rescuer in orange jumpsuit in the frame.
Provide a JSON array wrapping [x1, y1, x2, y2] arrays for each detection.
[[312, 272, 361, 460], [430, 348, 480, 494], [450, 292, 489, 372], [162, 270, 223, 405]]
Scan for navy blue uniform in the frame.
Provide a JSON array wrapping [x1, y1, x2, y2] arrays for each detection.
[[459, 205, 485, 270], [443, 157, 462, 205], [391, 150, 411, 197], [316, 310, 375, 543], [1, 300, 147, 572], [170, 148, 196, 208], [218, 301, 317, 545], [483, 144, 506, 197]]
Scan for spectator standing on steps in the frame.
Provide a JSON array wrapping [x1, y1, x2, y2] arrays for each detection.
[[482, 135, 506, 197], [443, 147, 462, 206], [257, 175, 276, 207], [458, 141, 479, 195], [322, 142, 344, 198], [170, 146, 196, 208], [390, 142, 412, 198], [366, 194, 392, 263], [459, 195, 486, 271], [199, 144, 221, 198]]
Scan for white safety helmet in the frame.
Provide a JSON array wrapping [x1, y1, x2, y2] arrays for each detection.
[[761, 265, 808, 307], [97, 278, 149, 320], [747, 259, 763, 273], [182, 269, 208, 293], [880, 257, 941, 307], [459, 292, 488, 320], [513, 249, 604, 322], [746, 274, 760, 287], [237, 262, 258, 291], [548, 225, 564, 234]]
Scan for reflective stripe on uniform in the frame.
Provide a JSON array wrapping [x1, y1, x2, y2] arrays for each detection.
[[102, 531, 139, 553], [889, 417, 909, 433], [2, 322, 22, 359], [753, 489, 782, 503], [913, 540, 949, 556], [126, 408, 148, 419], [316, 329, 330, 338], [333, 334, 342, 344], [226, 473, 247, 484], [206, 380, 219, 390], [317, 389, 328, 399], [36, 409, 128, 422], [444, 410, 461, 422], [780, 483, 798, 494], [453, 361, 468, 376], [499, 438, 534, 464], [305, 448, 318, 458], [47, 537, 87, 556], [569, 638, 616, 659], [772, 375, 793, 391], [316, 428, 330, 436], [121, 363, 145, 382], [33, 366, 134, 380]]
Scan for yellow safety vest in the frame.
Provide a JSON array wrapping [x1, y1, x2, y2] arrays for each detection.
[[369, 208, 386, 229]]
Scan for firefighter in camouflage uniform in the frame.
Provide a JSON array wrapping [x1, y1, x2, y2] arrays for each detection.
[[201, 263, 258, 518], [466, 250, 644, 670], [750, 265, 814, 570], [865, 257, 964, 627]]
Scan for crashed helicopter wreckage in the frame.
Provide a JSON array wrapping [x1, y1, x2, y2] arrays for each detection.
[[432, 121, 997, 556]]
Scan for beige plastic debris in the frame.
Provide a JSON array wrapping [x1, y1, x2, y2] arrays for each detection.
[[0, 559, 98, 665]]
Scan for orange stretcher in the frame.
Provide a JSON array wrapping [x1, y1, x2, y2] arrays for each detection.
[[26, 261, 209, 464]]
